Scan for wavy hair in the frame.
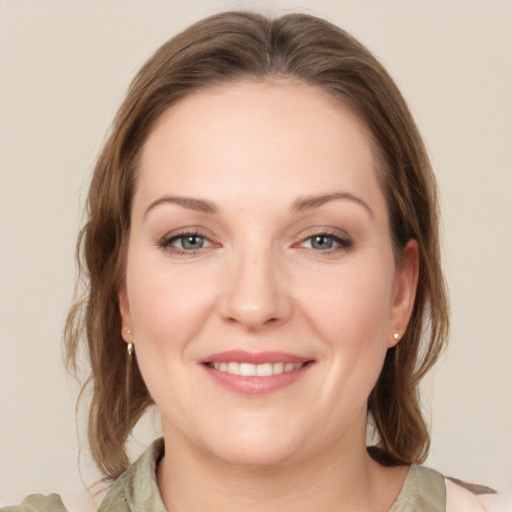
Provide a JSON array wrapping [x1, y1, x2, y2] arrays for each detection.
[[65, 10, 449, 481]]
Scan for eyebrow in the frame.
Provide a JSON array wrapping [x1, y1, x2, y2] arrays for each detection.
[[291, 192, 374, 218], [144, 195, 217, 219], [144, 191, 373, 219]]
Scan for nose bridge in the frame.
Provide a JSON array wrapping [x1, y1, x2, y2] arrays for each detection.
[[219, 239, 292, 329]]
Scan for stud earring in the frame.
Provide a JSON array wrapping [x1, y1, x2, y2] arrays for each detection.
[[124, 327, 131, 335], [393, 332, 400, 341], [127, 342, 134, 355]]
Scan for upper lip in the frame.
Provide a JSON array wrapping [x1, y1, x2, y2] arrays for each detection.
[[199, 350, 312, 365]]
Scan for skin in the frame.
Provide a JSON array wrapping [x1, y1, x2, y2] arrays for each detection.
[[119, 81, 419, 512]]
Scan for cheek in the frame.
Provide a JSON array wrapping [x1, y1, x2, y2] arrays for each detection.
[[124, 255, 216, 409], [329, 284, 393, 409], [298, 260, 394, 398], [126, 253, 216, 346], [298, 263, 393, 346]]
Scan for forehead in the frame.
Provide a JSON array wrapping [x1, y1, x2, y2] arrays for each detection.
[[135, 80, 385, 217]]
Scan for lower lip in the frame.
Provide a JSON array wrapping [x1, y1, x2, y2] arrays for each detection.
[[201, 363, 313, 395]]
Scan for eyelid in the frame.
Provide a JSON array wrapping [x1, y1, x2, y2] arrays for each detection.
[[293, 227, 353, 252], [156, 226, 352, 254], [157, 227, 220, 254], [171, 234, 212, 249]]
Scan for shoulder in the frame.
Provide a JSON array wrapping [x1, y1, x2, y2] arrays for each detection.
[[391, 464, 509, 512], [97, 437, 166, 512], [445, 478, 512, 512], [0, 439, 165, 512], [0, 494, 67, 512], [390, 465, 446, 511]]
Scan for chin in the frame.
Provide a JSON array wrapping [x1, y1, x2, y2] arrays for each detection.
[[210, 437, 302, 468], [191, 414, 310, 468]]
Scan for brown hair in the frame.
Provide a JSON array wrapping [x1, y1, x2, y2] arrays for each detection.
[[65, 11, 449, 481]]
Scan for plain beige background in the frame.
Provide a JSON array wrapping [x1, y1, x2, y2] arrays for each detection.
[[1, 1, 511, 510]]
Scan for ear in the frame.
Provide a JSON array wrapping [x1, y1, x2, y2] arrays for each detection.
[[388, 239, 419, 347], [118, 284, 133, 344]]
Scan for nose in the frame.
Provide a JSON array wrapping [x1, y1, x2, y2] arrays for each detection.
[[218, 247, 293, 330]]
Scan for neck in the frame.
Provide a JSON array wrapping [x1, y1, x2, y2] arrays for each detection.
[[157, 425, 407, 512]]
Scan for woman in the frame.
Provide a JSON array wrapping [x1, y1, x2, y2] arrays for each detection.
[[3, 11, 505, 512]]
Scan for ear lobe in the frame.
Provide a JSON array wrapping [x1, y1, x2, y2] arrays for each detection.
[[118, 284, 133, 343], [388, 239, 419, 347]]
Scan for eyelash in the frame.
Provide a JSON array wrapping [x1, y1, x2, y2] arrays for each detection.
[[157, 230, 353, 256], [297, 231, 353, 254], [158, 229, 212, 255]]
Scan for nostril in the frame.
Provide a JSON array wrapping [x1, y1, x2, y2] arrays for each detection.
[[218, 282, 293, 328]]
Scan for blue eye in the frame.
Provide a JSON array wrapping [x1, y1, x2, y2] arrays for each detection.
[[160, 232, 212, 253], [310, 235, 335, 250], [301, 233, 352, 251], [175, 234, 206, 250]]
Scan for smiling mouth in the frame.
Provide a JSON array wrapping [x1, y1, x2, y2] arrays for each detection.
[[201, 352, 313, 394], [205, 361, 306, 377]]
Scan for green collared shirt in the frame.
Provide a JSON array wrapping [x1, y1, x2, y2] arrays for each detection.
[[2, 438, 448, 512]]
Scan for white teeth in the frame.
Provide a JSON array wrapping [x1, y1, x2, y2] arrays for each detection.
[[273, 362, 284, 374], [256, 363, 273, 377], [239, 363, 255, 376], [208, 361, 304, 376]]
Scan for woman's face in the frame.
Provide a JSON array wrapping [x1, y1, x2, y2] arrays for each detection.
[[119, 81, 418, 467]]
